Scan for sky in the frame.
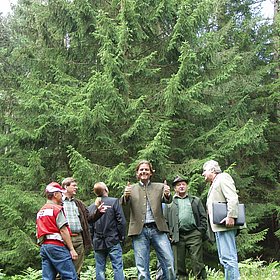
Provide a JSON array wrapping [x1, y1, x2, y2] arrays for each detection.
[[262, 0, 275, 18], [0, 0, 275, 18], [1, 0, 17, 16]]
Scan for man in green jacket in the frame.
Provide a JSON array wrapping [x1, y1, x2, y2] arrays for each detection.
[[164, 176, 208, 280]]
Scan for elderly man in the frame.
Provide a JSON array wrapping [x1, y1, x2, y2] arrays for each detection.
[[202, 160, 242, 280], [164, 176, 208, 280], [121, 160, 175, 280], [61, 177, 92, 277], [36, 182, 78, 280]]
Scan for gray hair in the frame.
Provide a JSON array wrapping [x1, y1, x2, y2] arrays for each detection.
[[203, 160, 222, 174]]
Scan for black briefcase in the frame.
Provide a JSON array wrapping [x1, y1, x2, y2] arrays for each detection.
[[212, 202, 245, 226]]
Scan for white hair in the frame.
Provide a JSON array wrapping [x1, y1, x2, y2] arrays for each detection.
[[203, 160, 222, 174]]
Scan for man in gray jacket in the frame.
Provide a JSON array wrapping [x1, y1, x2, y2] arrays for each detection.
[[164, 176, 208, 280], [121, 160, 175, 280]]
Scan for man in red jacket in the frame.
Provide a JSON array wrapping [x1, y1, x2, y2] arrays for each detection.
[[36, 182, 78, 280]]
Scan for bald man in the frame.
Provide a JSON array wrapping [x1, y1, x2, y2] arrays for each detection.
[[88, 182, 126, 280]]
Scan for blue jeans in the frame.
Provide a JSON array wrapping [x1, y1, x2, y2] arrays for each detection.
[[95, 243, 124, 280], [215, 230, 240, 280], [40, 244, 77, 280], [132, 225, 175, 280]]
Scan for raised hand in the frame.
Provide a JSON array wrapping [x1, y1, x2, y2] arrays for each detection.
[[97, 202, 111, 214], [163, 179, 171, 198], [124, 181, 132, 199], [95, 197, 102, 207]]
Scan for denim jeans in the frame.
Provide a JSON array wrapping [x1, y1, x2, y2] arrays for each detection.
[[132, 225, 175, 280], [215, 230, 240, 280], [94, 243, 125, 280], [40, 244, 77, 280]]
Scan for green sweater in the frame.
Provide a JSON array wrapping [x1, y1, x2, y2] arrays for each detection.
[[164, 195, 208, 243]]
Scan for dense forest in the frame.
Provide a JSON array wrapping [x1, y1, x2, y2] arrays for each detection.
[[0, 0, 279, 276]]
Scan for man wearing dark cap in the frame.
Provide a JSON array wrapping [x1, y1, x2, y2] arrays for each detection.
[[164, 176, 208, 280], [36, 182, 78, 280]]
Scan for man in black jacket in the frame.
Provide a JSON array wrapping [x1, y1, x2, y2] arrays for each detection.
[[88, 182, 126, 280], [164, 176, 208, 280]]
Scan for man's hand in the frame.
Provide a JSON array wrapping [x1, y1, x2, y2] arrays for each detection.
[[69, 248, 78, 260], [220, 216, 235, 227], [163, 180, 170, 198], [97, 202, 111, 213], [95, 197, 102, 207], [60, 225, 78, 260], [124, 181, 132, 199]]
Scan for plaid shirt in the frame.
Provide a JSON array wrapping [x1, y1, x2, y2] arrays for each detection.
[[63, 197, 82, 233]]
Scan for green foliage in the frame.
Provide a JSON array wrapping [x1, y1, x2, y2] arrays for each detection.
[[0, 259, 280, 279], [239, 259, 280, 279], [0, 186, 42, 274], [237, 228, 268, 259], [9, 268, 41, 280]]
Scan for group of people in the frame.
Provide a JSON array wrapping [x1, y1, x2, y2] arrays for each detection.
[[36, 159, 243, 280]]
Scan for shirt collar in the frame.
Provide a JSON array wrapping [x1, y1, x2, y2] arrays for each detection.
[[63, 195, 74, 202], [174, 193, 188, 199], [211, 173, 219, 185], [139, 180, 150, 187]]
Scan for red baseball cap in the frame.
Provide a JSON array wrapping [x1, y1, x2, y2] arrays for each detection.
[[45, 182, 66, 193]]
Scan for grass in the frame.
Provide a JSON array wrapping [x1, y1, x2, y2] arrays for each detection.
[[0, 259, 279, 279]]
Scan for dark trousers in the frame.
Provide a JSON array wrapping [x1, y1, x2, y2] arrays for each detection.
[[173, 229, 206, 280]]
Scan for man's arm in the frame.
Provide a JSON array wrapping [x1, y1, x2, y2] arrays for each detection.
[[121, 182, 132, 205], [113, 199, 126, 242], [60, 225, 78, 260], [163, 203, 174, 242], [220, 173, 239, 227], [162, 182, 172, 204], [197, 198, 208, 232], [88, 202, 107, 222]]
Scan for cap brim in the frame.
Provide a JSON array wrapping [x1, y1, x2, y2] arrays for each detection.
[[172, 180, 187, 186]]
